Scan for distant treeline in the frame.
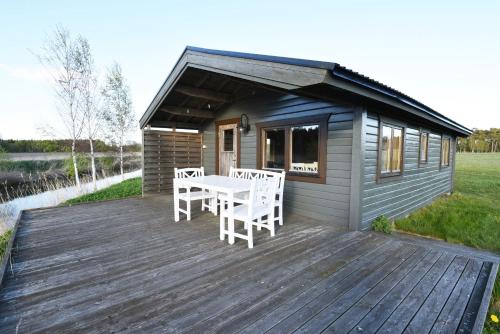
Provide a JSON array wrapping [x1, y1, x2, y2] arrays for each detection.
[[457, 128, 500, 153], [0, 139, 141, 153]]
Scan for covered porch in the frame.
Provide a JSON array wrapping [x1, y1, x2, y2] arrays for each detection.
[[0, 196, 497, 333], [140, 47, 358, 228]]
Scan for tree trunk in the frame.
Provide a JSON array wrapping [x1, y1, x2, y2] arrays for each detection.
[[120, 145, 124, 180], [71, 141, 81, 188], [89, 138, 97, 191]]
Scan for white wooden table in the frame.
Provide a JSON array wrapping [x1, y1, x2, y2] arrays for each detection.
[[173, 175, 252, 244]]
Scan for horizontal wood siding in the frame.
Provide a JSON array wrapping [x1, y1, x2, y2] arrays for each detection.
[[143, 130, 202, 194], [202, 92, 354, 229], [361, 113, 456, 229]]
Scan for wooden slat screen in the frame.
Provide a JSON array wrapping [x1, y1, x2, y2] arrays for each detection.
[[142, 130, 202, 194]]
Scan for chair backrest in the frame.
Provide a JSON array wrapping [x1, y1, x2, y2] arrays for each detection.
[[229, 167, 263, 180], [174, 167, 205, 179], [229, 167, 285, 200], [247, 175, 279, 217]]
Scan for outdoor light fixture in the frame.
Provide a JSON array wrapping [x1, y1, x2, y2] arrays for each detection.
[[239, 113, 250, 133]]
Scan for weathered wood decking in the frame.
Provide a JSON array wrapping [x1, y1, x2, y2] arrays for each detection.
[[0, 196, 497, 333]]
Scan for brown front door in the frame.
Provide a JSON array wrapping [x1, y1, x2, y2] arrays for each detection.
[[216, 120, 239, 176]]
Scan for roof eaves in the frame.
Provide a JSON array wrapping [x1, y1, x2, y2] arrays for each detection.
[[331, 66, 472, 135], [186, 46, 338, 71]]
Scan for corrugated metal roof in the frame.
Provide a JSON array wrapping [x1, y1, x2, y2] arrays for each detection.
[[186, 46, 471, 135]]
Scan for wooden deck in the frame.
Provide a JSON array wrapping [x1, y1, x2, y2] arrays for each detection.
[[0, 196, 497, 333]]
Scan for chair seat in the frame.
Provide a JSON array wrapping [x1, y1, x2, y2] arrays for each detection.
[[221, 203, 271, 221], [219, 194, 281, 207], [178, 191, 215, 201]]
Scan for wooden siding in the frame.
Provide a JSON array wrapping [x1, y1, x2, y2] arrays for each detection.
[[202, 92, 354, 229], [360, 112, 456, 229], [142, 130, 202, 194]]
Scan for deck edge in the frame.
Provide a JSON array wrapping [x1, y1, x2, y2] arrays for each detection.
[[0, 210, 23, 288], [472, 262, 499, 334]]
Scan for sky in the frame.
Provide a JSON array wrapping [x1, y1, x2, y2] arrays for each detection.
[[1, 0, 499, 142]]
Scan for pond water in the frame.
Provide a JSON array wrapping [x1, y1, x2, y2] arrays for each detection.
[[0, 170, 141, 233]]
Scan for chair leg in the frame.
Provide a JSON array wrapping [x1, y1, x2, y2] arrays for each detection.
[[220, 216, 225, 241], [269, 212, 276, 237], [247, 219, 253, 249], [278, 205, 283, 225], [257, 217, 262, 231], [174, 184, 180, 222], [187, 200, 191, 221]]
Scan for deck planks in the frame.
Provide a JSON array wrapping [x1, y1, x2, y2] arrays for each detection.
[[0, 196, 497, 333]]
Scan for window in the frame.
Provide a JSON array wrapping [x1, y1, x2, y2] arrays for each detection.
[[263, 128, 285, 169], [419, 132, 429, 164], [379, 123, 404, 178], [441, 137, 450, 167], [223, 129, 234, 151], [256, 115, 328, 184], [290, 125, 319, 173]]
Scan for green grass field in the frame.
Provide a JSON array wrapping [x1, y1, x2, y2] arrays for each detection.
[[64, 177, 142, 205], [395, 153, 500, 332]]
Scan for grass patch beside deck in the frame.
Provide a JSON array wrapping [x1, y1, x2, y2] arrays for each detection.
[[395, 153, 500, 332], [0, 229, 13, 262], [64, 177, 141, 205]]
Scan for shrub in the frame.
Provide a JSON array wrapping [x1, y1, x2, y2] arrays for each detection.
[[372, 215, 393, 234]]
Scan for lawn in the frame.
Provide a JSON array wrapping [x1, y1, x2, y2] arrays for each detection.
[[395, 153, 500, 333], [64, 177, 142, 205]]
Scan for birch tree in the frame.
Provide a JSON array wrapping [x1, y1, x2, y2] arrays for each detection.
[[37, 26, 85, 187], [78, 38, 101, 190], [101, 63, 135, 179]]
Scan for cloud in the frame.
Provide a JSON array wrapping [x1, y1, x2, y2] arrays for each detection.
[[0, 63, 52, 82]]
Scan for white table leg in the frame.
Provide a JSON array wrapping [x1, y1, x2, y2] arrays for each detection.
[[174, 179, 180, 222], [219, 198, 225, 241], [228, 191, 235, 245]]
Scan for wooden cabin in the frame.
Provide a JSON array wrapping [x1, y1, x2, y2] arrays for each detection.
[[139, 47, 471, 231]]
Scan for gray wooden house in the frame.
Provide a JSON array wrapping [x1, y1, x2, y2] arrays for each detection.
[[139, 47, 471, 231]]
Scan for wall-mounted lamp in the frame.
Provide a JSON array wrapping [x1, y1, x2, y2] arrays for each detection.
[[239, 113, 250, 134]]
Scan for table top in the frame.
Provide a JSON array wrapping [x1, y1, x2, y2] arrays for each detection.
[[175, 175, 252, 193]]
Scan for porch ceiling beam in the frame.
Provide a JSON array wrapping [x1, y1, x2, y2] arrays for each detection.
[[149, 121, 201, 130], [159, 106, 215, 119], [174, 84, 233, 103]]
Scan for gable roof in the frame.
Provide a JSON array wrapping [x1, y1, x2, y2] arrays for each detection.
[[140, 46, 471, 136]]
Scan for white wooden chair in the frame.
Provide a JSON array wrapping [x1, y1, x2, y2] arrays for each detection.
[[220, 175, 279, 248], [174, 167, 216, 220], [227, 167, 286, 226]]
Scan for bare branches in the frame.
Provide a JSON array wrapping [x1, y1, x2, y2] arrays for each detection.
[[35, 26, 88, 187], [101, 63, 135, 179], [35, 26, 136, 185]]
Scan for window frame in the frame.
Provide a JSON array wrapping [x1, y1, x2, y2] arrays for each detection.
[[418, 130, 429, 166], [256, 114, 329, 184], [377, 119, 405, 183], [440, 136, 451, 168]]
